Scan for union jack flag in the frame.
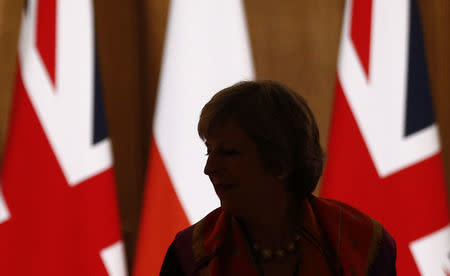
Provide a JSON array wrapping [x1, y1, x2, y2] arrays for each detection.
[[321, 0, 449, 275], [0, 0, 127, 275]]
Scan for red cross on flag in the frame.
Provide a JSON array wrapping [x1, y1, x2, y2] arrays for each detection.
[[321, 0, 450, 275], [0, 0, 127, 275]]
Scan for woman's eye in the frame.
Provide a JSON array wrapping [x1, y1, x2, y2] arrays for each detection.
[[223, 149, 238, 156], [205, 148, 239, 156]]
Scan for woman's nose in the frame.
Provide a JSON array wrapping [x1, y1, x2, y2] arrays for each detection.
[[204, 154, 217, 176]]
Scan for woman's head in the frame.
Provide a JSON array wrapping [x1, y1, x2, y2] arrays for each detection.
[[198, 80, 324, 203]]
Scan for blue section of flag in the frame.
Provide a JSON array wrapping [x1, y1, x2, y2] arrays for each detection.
[[404, 0, 435, 137], [93, 45, 108, 144]]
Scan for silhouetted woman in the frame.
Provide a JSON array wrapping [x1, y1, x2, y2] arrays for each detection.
[[160, 80, 396, 276]]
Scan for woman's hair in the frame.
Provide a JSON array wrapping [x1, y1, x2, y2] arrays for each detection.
[[198, 80, 324, 201]]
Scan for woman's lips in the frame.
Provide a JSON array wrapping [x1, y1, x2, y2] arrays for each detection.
[[213, 182, 234, 197]]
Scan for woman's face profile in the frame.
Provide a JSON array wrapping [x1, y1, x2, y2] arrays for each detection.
[[203, 120, 283, 217]]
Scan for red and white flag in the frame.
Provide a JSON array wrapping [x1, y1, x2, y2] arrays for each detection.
[[133, 1, 254, 275], [0, 0, 127, 275], [321, 0, 449, 275]]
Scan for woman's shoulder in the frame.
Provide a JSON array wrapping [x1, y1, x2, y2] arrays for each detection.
[[174, 207, 223, 242], [309, 196, 397, 275], [169, 207, 225, 276], [172, 207, 226, 260], [308, 195, 393, 245], [309, 196, 383, 230]]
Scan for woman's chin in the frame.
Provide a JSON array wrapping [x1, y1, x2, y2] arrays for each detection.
[[220, 199, 244, 217]]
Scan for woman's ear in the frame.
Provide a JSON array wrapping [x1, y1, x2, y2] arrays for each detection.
[[274, 164, 292, 180], [276, 171, 290, 180]]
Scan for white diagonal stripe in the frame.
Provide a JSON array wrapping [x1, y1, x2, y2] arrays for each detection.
[[100, 241, 128, 276], [410, 225, 450, 276], [19, 0, 112, 187], [338, 0, 439, 178], [0, 184, 10, 224]]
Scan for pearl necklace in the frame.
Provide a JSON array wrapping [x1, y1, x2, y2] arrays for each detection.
[[252, 233, 301, 261]]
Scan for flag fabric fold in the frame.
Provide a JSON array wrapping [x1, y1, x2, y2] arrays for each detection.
[[0, 0, 127, 275], [133, 1, 254, 275], [321, 0, 450, 275]]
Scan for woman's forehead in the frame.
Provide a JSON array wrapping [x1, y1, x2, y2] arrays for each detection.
[[204, 121, 251, 145]]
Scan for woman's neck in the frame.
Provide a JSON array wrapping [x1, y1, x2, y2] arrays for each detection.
[[238, 200, 302, 249]]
